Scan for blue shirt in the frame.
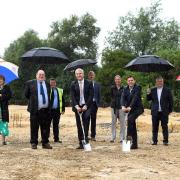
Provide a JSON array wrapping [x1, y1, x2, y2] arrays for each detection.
[[37, 81, 48, 110], [52, 88, 58, 109]]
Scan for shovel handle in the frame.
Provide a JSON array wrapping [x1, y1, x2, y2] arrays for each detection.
[[78, 112, 86, 143]]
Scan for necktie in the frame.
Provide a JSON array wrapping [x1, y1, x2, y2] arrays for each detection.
[[79, 81, 83, 105], [93, 83, 96, 101], [51, 88, 55, 106], [40, 82, 46, 104]]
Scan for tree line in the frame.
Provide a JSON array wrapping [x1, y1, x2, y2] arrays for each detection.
[[3, 1, 180, 111]]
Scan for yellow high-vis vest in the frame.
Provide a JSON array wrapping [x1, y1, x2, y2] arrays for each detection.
[[50, 88, 63, 113]]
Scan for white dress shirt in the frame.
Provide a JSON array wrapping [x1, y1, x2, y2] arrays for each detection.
[[157, 87, 163, 112], [52, 88, 58, 109], [37, 80, 48, 110], [78, 79, 85, 105]]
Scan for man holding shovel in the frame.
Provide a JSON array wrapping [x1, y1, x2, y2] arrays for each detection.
[[70, 68, 94, 149], [121, 76, 144, 149]]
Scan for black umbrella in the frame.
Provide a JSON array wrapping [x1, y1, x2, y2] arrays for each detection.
[[21, 47, 69, 64], [64, 59, 97, 71], [125, 55, 174, 72]]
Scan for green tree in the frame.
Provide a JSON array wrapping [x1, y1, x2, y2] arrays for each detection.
[[102, 0, 180, 110], [106, 0, 180, 55], [48, 13, 100, 60], [47, 13, 100, 104], [156, 49, 180, 111], [3, 30, 43, 103], [97, 49, 134, 105]]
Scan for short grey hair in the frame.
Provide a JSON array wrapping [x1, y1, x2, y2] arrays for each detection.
[[75, 68, 84, 74], [114, 75, 121, 80], [156, 76, 163, 80]]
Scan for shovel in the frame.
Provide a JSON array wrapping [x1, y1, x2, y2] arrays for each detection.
[[122, 112, 131, 152], [78, 112, 92, 152]]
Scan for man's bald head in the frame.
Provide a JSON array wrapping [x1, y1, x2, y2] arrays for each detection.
[[36, 70, 46, 81]]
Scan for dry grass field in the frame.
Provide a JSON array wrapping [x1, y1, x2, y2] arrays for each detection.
[[0, 105, 180, 180]]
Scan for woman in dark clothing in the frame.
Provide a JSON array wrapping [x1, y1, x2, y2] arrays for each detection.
[[0, 75, 12, 145]]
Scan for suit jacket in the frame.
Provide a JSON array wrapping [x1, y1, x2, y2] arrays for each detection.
[[70, 79, 94, 112], [0, 85, 12, 122], [93, 81, 101, 107], [25, 79, 51, 114], [147, 86, 173, 116], [110, 85, 124, 109], [121, 84, 144, 113]]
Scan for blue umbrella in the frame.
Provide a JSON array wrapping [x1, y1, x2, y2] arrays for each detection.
[[0, 58, 19, 84]]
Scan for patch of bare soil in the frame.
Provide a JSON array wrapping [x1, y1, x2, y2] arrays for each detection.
[[0, 106, 179, 180]]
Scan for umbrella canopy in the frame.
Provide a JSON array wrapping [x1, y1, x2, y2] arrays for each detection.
[[64, 59, 97, 71], [176, 75, 180, 81], [21, 47, 69, 64], [125, 55, 175, 72], [0, 58, 19, 84]]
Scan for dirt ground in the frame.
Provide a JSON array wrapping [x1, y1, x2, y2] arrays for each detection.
[[0, 105, 180, 180]]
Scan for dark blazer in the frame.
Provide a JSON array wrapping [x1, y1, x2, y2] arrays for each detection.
[[110, 85, 124, 109], [0, 85, 12, 122], [93, 81, 101, 107], [121, 84, 144, 113], [25, 79, 51, 114], [70, 79, 94, 112], [147, 87, 173, 116]]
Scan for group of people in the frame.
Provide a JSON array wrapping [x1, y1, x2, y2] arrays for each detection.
[[0, 68, 173, 150], [109, 75, 173, 149], [110, 75, 144, 149]]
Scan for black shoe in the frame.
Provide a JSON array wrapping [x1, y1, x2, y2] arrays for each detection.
[[110, 139, 115, 143], [42, 143, 53, 149], [2, 141, 7, 145], [91, 137, 96, 141], [76, 145, 83, 149], [163, 142, 168, 146], [54, 140, 62, 143], [152, 142, 157, 145], [131, 144, 138, 149], [31, 144, 37, 149]]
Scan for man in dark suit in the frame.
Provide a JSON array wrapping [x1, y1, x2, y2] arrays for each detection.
[[50, 78, 65, 143], [87, 71, 101, 141], [147, 76, 173, 146], [25, 70, 52, 149], [121, 76, 144, 149], [70, 68, 94, 149]]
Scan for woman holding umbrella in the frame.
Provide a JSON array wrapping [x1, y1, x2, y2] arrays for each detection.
[[0, 75, 12, 145]]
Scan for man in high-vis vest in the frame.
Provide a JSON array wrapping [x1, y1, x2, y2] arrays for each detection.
[[50, 78, 65, 143]]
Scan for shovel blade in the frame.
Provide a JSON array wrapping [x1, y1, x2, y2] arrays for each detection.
[[83, 143, 92, 151], [82, 140, 92, 151], [122, 140, 131, 152]]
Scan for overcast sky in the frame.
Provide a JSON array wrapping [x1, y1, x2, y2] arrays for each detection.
[[1, 0, 180, 60]]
